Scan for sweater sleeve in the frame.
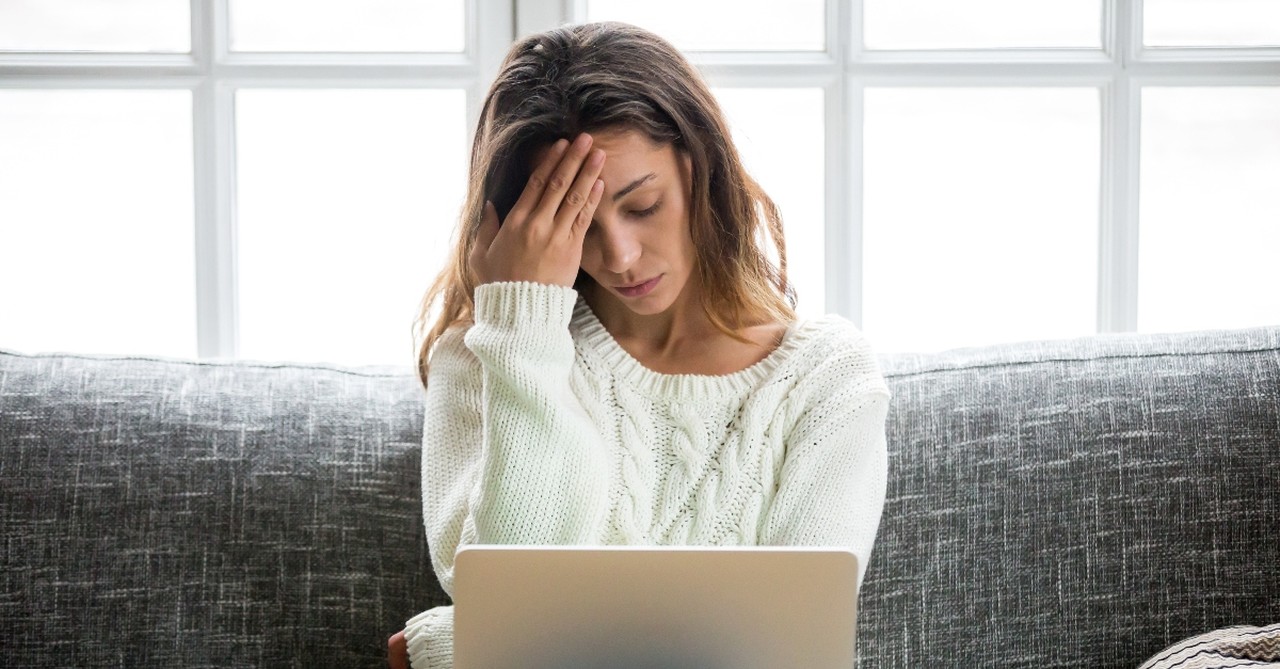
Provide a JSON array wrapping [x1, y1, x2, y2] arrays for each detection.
[[404, 281, 611, 669], [759, 332, 891, 588]]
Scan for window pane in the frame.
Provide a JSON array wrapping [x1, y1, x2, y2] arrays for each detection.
[[235, 89, 467, 366], [586, 0, 823, 51], [1145, 0, 1280, 47], [864, 0, 1101, 50], [713, 88, 825, 317], [0, 0, 189, 52], [1138, 88, 1280, 333], [229, 0, 463, 52], [862, 88, 1099, 353], [0, 90, 196, 357]]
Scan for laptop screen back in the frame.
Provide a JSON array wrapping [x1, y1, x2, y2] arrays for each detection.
[[453, 545, 859, 669]]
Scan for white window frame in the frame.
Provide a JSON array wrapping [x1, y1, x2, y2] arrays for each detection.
[[3, 0, 1278, 360], [0, 0, 513, 359], [530, 0, 1280, 333]]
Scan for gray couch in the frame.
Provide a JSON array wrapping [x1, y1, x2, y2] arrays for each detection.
[[3, 326, 1278, 668]]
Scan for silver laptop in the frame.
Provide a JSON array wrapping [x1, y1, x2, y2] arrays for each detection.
[[453, 545, 859, 669]]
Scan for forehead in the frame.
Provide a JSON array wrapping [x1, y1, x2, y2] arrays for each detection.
[[531, 129, 676, 174], [591, 129, 669, 163]]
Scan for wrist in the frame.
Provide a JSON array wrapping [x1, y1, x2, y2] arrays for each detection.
[[473, 281, 578, 330]]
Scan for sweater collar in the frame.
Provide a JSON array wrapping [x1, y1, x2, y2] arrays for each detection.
[[569, 296, 815, 401]]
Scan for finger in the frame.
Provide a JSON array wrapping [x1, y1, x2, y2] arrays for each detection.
[[387, 631, 408, 669], [469, 201, 500, 270], [556, 148, 606, 230], [476, 201, 500, 247], [570, 178, 605, 239], [506, 138, 569, 225], [531, 133, 595, 222]]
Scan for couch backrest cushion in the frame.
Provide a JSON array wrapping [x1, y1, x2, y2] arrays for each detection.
[[858, 327, 1280, 669], [5, 325, 1278, 669], [0, 352, 445, 669]]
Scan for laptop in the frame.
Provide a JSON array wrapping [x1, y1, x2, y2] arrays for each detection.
[[452, 545, 860, 669]]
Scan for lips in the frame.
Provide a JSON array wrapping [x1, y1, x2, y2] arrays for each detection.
[[615, 275, 662, 298]]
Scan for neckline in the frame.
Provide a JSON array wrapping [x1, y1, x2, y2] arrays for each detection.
[[570, 297, 812, 400]]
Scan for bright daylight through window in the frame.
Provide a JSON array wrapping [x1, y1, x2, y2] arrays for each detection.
[[0, 0, 1277, 364]]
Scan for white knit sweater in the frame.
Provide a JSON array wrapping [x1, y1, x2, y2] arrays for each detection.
[[404, 281, 890, 668]]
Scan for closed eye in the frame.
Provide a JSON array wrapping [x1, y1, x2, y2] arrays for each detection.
[[631, 199, 662, 218]]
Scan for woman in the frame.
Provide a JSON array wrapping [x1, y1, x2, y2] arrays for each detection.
[[389, 21, 890, 669]]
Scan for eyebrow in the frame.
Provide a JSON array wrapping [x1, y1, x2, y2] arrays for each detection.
[[611, 172, 657, 202]]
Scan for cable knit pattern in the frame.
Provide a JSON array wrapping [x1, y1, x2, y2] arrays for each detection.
[[404, 281, 890, 669]]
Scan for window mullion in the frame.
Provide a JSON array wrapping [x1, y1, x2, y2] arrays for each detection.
[[1097, 0, 1141, 333], [1098, 77, 1142, 335], [470, 0, 516, 135], [193, 0, 238, 358], [516, 0, 572, 38], [831, 0, 860, 324]]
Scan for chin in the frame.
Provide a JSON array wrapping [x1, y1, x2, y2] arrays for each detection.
[[621, 298, 674, 316]]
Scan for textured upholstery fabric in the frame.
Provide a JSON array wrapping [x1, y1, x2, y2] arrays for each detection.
[[858, 327, 1280, 668], [2, 325, 1278, 668], [0, 353, 445, 668]]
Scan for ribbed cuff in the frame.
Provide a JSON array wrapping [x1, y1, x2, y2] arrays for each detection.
[[404, 606, 454, 669], [473, 281, 577, 331]]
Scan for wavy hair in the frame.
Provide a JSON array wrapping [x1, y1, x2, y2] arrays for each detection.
[[414, 21, 795, 387]]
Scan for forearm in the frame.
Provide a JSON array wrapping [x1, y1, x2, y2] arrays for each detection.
[[462, 281, 610, 545], [762, 391, 890, 586]]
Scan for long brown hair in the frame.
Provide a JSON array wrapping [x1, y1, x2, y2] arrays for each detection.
[[414, 21, 795, 387]]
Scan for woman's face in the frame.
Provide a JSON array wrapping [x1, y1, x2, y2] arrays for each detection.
[[574, 128, 697, 317]]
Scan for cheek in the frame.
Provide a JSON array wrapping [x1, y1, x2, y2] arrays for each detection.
[[663, 208, 696, 261]]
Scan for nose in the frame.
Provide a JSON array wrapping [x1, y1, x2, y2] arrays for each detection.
[[595, 222, 641, 274]]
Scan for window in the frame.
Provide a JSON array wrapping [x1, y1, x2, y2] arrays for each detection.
[[1, 0, 505, 365], [568, 0, 1280, 351], [2, 0, 1277, 364], [0, 89, 197, 358]]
